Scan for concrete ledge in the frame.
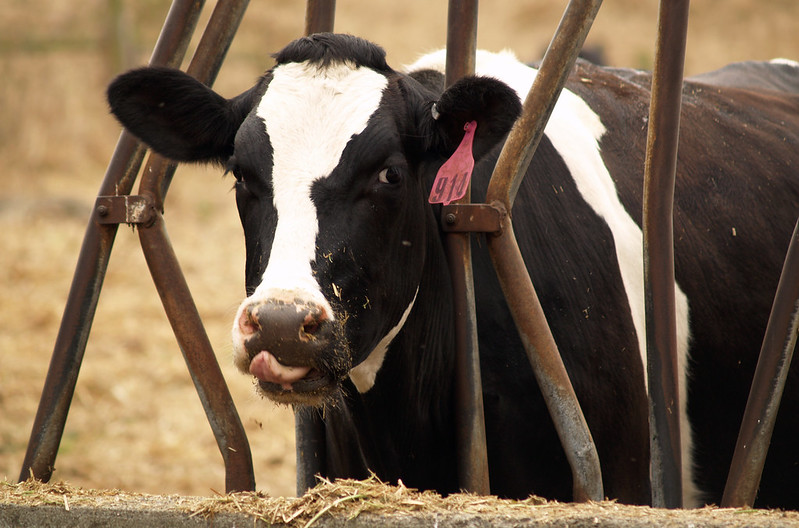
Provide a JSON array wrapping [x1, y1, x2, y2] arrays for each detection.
[[3, 479, 798, 528]]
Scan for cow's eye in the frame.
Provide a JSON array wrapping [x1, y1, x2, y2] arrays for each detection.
[[225, 157, 244, 183], [378, 166, 402, 184]]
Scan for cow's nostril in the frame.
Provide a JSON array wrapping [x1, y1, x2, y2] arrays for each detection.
[[299, 309, 328, 340], [302, 319, 319, 335], [238, 304, 260, 336]]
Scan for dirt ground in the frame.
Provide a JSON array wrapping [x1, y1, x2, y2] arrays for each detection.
[[1, 0, 798, 505]]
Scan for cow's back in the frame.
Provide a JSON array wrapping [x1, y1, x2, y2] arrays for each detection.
[[568, 59, 799, 508]]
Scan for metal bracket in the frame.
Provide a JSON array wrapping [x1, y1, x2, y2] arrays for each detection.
[[95, 195, 157, 227], [441, 203, 506, 234]]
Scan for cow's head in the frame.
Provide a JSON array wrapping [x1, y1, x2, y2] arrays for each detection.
[[108, 34, 521, 407]]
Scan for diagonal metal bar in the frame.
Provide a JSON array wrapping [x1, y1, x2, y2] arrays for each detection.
[[485, 0, 604, 503], [443, 0, 491, 496], [137, 202, 255, 492], [486, 0, 602, 209], [19, 0, 206, 485], [149, 0, 251, 207], [722, 217, 799, 507], [132, 0, 254, 494], [642, 0, 690, 509]]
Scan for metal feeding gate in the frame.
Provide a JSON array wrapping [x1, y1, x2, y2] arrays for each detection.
[[19, 0, 798, 509]]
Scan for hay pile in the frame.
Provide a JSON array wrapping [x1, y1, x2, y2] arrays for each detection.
[[4, 476, 799, 528], [188, 475, 547, 525]]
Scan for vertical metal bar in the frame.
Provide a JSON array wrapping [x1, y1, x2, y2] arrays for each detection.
[[443, 0, 490, 496], [722, 218, 799, 507], [137, 208, 255, 492], [484, 0, 604, 503], [643, 0, 690, 509], [19, 0, 205, 484], [445, 0, 478, 84], [304, 0, 336, 35], [294, 0, 337, 494], [295, 410, 327, 494]]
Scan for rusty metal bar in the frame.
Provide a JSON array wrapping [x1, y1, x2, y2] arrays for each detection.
[[486, 0, 602, 209], [642, 0, 690, 509], [132, 0, 254, 493], [136, 201, 255, 493], [440, 203, 504, 234], [484, 0, 604, 503], [443, 0, 490, 496], [150, 0, 251, 206], [19, 0, 205, 485], [304, 0, 335, 35], [486, 206, 603, 503], [293, 0, 337, 494], [445, 0, 478, 85], [722, 217, 799, 507]]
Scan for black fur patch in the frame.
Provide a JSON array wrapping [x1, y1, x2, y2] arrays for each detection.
[[273, 33, 392, 73]]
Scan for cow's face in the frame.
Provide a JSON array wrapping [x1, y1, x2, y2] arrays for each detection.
[[107, 34, 521, 407], [228, 58, 431, 405]]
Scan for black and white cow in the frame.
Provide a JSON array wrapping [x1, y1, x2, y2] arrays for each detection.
[[107, 33, 799, 508]]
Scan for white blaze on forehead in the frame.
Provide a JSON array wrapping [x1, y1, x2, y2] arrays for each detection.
[[252, 60, 388, 306]]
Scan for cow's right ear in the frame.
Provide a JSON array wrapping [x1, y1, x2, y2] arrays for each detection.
[[107, 67, 259, 164]]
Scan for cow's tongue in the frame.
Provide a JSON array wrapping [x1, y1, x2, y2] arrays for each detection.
[[249, 351, 312, 390]]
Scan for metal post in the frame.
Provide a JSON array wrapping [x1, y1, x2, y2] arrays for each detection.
[[19, 0, 205, 484], [487, 211, 603, 503], [295, 410, 327, 494], [642, 0, 690, 509], [442, 0, 490, 495], [305, 0, 335, 35], [722, 218, 799, 507], [484, 0, 604, 503]]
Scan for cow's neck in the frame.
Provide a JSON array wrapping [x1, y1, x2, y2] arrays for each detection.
[[341, 208, 459, 491]]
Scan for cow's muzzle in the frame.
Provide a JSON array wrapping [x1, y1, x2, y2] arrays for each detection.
[[236, 298, 344, 403]]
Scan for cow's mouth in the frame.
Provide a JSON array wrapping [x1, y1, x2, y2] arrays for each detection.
[[249, 350, 335, 404]]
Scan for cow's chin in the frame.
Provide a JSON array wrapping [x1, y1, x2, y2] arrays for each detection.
[[254, 371, 340, 407], [242, 346, 352, 408]]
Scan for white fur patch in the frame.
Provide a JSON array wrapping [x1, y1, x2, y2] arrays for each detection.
[[407, 49, 698, 506], [251, 60, 388, 307], [770, 58, 799, 68], [350, 288, 419, 393]]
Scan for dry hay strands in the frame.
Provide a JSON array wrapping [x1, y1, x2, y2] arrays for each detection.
[[186, 473, 549, 527]]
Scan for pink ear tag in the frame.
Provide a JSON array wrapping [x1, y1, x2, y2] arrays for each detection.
[[428, 121, 477, 205]]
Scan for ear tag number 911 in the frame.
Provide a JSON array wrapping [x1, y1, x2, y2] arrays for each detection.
[[428, 121, 477, 205]]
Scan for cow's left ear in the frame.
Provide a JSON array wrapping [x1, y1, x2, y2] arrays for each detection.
[[424, 76, 522, 161]]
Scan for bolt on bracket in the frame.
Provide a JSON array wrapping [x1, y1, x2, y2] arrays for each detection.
[[95, 195, 157, 227], [441, 203, 506, 234]]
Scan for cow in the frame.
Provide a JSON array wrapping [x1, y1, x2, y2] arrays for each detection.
[[106, 33, 799, 508]]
